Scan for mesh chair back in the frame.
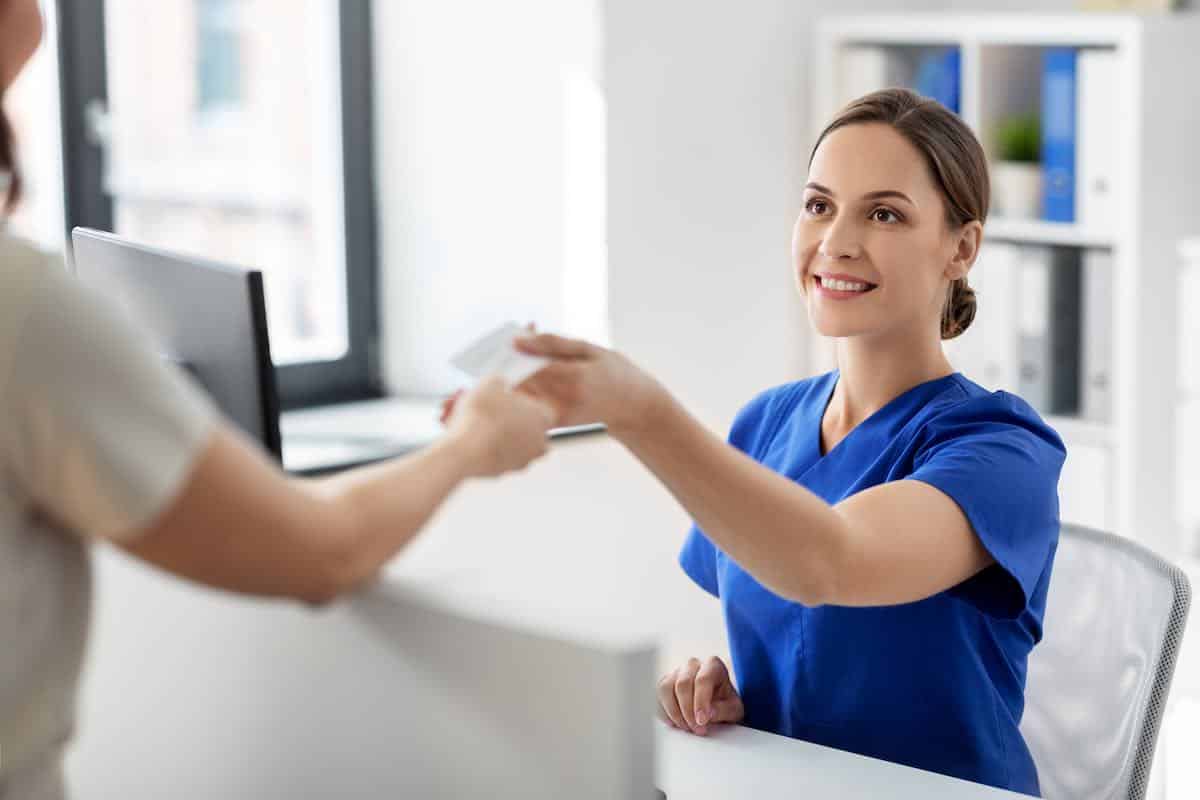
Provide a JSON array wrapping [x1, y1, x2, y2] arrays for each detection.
[[1020, 524, 1191, 800]]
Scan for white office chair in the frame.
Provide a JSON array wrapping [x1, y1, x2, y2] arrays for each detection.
[[1020, 524, 1192, 800]]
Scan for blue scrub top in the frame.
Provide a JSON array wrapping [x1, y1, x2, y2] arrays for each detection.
[[679, 370, 1065, 796]]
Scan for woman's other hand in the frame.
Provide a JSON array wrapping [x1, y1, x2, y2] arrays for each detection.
[[444, 377, 556, 477], [657, 656, 745, 736]]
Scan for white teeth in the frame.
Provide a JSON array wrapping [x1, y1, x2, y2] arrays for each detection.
[[822, 277, 869, 292]]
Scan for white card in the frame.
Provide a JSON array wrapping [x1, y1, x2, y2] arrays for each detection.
[[450, 322, 550, 387]]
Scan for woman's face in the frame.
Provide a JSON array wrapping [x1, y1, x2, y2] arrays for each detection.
[[0, 0, 44, 93], [793, 122, 973, 343]]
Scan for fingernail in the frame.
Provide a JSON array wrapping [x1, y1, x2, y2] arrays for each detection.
[[695, 709, 708, 725]]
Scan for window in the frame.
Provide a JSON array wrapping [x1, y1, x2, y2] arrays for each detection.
[[195, 0, 244, 115], [6, 0, 66, 254], [58, 0, 379, 407]]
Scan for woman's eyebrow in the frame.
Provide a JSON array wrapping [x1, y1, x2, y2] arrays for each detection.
[[804, 182, 916, 207], [863, 189, 916, 206]]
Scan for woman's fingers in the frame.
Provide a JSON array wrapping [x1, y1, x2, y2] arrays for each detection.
[[657, 670, 687, 730], [517, 365, 584, 421], [660, 657, 742, 736], [673, 658, 703, 732], [514, 332, 593, 360], [692, 656, 730, 730], [711, 692, 746, 725]]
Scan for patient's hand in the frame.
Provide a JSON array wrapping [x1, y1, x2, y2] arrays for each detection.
[[443, 377, 556, 478], [657, 656, 744, 736]]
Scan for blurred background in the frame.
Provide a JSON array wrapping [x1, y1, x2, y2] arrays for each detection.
[[5, 0, 1198, 797]]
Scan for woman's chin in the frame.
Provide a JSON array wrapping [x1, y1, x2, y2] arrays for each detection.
[[809, 317, 873, 340]]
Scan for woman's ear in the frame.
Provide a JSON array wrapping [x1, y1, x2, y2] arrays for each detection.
[[946, 220, 983, 281]]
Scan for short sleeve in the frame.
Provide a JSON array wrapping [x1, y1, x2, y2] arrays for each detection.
[[678, 383, 798, 599], [680, 525, 720, 598], [908, 394, 1065, 620], [726, 383, 797, 460], [0, 256, 218, 542]]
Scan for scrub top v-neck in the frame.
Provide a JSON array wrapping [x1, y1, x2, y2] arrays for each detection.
[[679, 370, 1065, 796]]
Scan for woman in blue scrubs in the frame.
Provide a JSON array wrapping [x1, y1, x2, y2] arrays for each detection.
[[513, 88, 1064, 796]]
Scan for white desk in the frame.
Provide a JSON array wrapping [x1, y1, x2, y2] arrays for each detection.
[[280, 395, 605, 474], [283, 431, 1041, 800], [656, 720, 1036, 799]]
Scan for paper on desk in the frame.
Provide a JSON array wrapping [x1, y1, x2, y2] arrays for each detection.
[[450, 322, 550, 387]]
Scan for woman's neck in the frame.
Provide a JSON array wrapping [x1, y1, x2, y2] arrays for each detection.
[[828, 330, 954, 429]]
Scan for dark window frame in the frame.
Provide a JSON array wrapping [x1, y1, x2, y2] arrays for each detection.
[[56, 0, 382, 410]]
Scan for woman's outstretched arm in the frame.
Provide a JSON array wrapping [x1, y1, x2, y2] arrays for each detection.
[[514, 334, 991, 607]]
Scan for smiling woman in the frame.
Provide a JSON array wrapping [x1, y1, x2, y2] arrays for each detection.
[[509, 88, 1065, 796], [795, 90, 985, 345]]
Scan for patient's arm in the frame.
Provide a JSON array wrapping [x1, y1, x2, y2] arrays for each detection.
[[120, 379, 554, 605]]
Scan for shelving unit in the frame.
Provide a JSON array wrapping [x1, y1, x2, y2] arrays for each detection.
[[986, 218, 1112, 249], [809, 13, 1200, 557]]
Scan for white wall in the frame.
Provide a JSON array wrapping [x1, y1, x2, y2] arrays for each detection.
[[602, 0, 964, 425], [604, 0, 809, 426], [373, 0, 607, 396], [370, 0, 1171, 421], [601, 0, 1156, 427]]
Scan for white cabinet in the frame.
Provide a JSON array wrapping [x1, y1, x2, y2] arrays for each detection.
[[810, 13, 1200, 557]]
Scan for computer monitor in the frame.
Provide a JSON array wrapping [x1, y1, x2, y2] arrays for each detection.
[[70, 227, 283, 459]]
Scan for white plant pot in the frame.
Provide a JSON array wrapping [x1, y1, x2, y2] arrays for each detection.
[[992, 161, 1042, 220]]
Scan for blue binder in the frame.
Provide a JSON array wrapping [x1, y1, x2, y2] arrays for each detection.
[[914, 48, 961, 114], [1041, 48, 1078, 223]]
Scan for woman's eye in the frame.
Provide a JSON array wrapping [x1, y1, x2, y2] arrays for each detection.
[[872, 207, 900, 224], [806, 199, 829, 215]]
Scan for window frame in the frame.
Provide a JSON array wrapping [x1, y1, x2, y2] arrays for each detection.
[[56, 0, 382, 409]]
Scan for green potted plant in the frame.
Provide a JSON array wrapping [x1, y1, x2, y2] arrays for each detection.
[[992, 113, 1041, 219]]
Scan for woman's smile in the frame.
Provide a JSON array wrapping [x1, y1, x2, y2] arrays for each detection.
[[812, 271, 880, 301]]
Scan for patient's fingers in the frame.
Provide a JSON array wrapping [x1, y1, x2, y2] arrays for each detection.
[[439, 390, 464, 425]]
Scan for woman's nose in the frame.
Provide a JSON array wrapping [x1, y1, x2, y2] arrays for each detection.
[[817, 216, 862, 260]]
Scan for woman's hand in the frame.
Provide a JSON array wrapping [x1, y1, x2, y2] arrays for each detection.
[[443, 377, 557, 478], [513, 333, 670, 439], [657, 656, 745, 736]]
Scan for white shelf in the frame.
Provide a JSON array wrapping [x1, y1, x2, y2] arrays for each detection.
[[818, 14, 1142, 49], [1046, 415, 1113, 448], [985, 218, 1113, 249], [814, 12, 1200, 554]]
